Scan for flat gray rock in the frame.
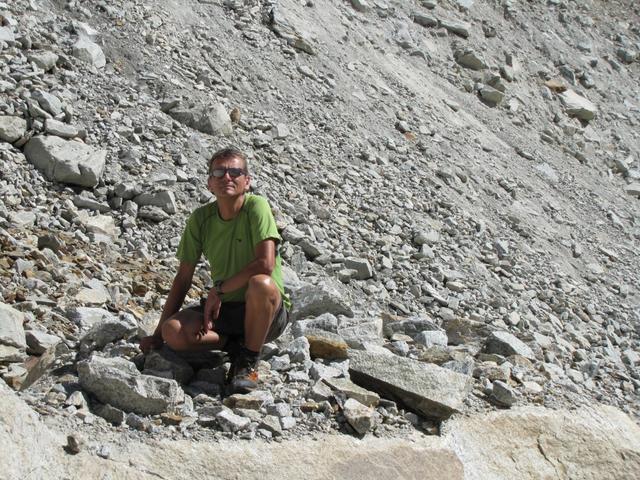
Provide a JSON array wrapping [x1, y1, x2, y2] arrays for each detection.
[[560, 90, 597, 121], [485, 331, 535, 360], [77, 355, 184, 415], [27, 51, 59, 71], [23, 136, 106, 187], [25, 330, 61, 355], [349, 350, 473, 420]]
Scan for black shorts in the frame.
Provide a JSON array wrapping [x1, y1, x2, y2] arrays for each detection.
[[188, 299, 289, 343]]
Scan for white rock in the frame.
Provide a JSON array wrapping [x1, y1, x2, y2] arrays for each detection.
[[72, 39, 106, 68]]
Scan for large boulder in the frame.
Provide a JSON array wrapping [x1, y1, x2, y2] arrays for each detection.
[[77, 355, 184, 415], [349, 350, 473, 420], [23, 136, 106, 187]]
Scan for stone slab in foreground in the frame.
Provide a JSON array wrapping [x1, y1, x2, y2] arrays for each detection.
[[443, 405, 640, 480], [3, 380, 639, 480], [348, 350, 473, 420]]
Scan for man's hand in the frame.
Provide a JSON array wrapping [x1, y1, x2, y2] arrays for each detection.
[[140, 334, 163, 354], [202, 287, 221, 335]]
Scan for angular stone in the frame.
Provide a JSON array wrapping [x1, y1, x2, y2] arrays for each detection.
[[67, 307, 117, 333], [94, 403, 126, 425], [77, 355, 184, 415], [28, 51, 59, 71], [0, 116, 27, 143], [34, 91, 63, 116], [72, 39, 106, 68], [168, 104, 232, 136], [415, 330, 448, 348], [413, 12, 438, 28], [44, 119, 79, 139], [290, 281, 354, 320], [291, 313, 339, 337], [23, 136, 106, 187], [343, 398, 377, 435], [485, 331, 535, 360], [350, 0, 369, 12], [216, 407, 250, 433], [0, 303, 27, 352], [224, 390, 274, 410], [286, 336, 311, 363], [383, 315, 440, 338], [323, 377, 379, 407], [305, 330, 348, 360], [455, 49, 487, 70], [349, 350, 473, 420], [0, 27, 15, 43], [344, 257, 373, 280], [79, 314, 137, 352], [133, 190, 177, 214], [2, 364, 27, 390], [479, 86, 505, 106], [260, 415, 283, 435], [559, 90, 597, 121], [75, 288, 109, 306], [25, 330, 61, 355], [440, 19, 471, 38], [77, 211, 120, 239], [20, 343, 68, 391], [138, 206, 170, 222], [443, 318, 493, 345], [624, 183, 640, 197]]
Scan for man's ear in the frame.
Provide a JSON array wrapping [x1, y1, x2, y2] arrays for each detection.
[[244, 175, 251, 192]]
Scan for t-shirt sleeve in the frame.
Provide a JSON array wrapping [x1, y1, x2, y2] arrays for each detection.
[[176, 209, 203, 263], [248, 196, 281, 249]]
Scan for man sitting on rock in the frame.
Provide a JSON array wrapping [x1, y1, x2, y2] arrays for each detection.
[[140, 147, 290, 394]]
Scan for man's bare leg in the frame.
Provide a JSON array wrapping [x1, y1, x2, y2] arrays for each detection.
[[243, 274, 281, 352], [162, 309, 227, 352]]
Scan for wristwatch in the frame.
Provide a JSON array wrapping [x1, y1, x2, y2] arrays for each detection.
[[213, 279, 224, 296]]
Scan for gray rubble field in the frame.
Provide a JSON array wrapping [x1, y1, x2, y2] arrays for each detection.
[[0, 0, 639, 478]]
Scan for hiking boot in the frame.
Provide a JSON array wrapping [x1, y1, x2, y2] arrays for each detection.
[[228, 347, 259, 394]]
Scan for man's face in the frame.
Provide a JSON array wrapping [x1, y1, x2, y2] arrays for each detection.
[[207, 155, 250, 199]]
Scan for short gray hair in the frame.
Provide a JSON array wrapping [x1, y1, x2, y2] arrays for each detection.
[[208, 147, 249, 173]]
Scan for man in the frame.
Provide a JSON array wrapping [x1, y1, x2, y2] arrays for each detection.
[[140, 147, 290, 393]]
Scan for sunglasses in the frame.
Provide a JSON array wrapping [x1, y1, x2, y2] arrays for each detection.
[[208, 167, 247, 179]]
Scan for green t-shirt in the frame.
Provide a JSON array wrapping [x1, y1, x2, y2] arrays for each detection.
[[176, 194, 290, 309]]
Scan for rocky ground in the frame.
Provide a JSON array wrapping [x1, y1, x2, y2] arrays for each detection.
[[0, 0, 639, 468]]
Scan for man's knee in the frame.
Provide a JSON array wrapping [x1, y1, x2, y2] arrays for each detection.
[[246, 274, 279, 302], [161, 318, 184, 350]]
